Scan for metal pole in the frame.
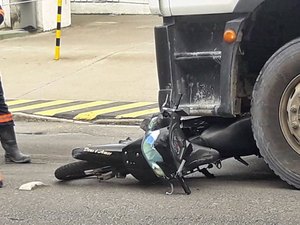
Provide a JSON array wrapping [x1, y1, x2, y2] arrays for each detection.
[[54, 0, 62, 60]]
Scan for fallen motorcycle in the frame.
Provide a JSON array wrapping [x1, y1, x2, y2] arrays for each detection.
[[55, 96, 260, 194]]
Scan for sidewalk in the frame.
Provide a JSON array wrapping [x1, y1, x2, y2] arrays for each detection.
[[0, 15, 161, 124]]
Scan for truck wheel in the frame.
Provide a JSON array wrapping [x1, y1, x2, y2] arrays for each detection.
[[252, 38, 300, 189], [55, 161, 108, 181]]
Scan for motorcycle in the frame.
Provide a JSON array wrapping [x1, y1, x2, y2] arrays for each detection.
[[55, 95, 259, 194]]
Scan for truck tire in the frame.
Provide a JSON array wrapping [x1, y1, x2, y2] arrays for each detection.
[[251, 38, 300, 189], [55, 161, 108, 181]]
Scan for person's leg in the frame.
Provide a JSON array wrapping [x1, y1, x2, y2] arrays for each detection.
[[0, 80, 31, 163], [0, 125, 31, 163]]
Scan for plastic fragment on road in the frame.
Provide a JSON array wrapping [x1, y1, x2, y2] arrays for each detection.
[[19, 181, 47, 191]]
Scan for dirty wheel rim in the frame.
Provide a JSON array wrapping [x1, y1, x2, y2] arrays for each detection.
[[279, 74, 300, 155]]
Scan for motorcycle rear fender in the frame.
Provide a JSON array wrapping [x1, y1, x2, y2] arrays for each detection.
[[72, 144, 125, 165]]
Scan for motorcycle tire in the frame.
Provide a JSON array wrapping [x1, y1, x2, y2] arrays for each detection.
[[251, 38, 300, 189], [55, 161, 108, 181]]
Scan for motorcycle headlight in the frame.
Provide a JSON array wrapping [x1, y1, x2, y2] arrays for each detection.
[[141, 130, 166, 178]]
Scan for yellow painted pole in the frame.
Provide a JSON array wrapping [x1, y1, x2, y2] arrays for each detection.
[[54, 0, 63, 60]]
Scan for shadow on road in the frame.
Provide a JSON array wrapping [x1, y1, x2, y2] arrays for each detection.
[[52, 156, 293, 193]]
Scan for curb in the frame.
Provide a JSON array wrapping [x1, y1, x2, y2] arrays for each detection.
[[8, 99, 157, 125], [13, 112, 143, 126], [0, 30, 29, 40]]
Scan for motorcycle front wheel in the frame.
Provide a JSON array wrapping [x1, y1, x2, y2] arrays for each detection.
[[55, 161, 109, 181]]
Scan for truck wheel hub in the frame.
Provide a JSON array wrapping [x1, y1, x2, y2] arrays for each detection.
[[279, 75, 300, 155]]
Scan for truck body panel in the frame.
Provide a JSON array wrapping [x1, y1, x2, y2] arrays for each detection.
[[149, 0, 265, 16]]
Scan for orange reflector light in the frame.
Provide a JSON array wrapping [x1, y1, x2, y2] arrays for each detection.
[[223, 29, 237, 43]]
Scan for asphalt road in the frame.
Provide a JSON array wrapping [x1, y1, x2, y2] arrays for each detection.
[[0, 121, 299, 225]]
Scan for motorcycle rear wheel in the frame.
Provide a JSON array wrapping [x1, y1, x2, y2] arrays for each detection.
[[55, 161, 108, 181]]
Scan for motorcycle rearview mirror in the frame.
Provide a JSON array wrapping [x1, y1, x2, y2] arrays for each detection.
[[174, 94, 183, 110]]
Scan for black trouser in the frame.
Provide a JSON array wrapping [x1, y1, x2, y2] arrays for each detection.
[[0, 81, 14, 126], [0, 6, 4, 25]]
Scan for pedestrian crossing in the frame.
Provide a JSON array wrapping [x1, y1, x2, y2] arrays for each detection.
[[7, 99, 159, 121]]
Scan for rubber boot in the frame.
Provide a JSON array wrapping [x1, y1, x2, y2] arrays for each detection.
[[0, 126, 31, 163]]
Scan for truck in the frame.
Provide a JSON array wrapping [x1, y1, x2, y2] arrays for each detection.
[[148, 0, 300, 189]]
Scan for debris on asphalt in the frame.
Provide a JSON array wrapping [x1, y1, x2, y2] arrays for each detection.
[[19, 181, 47, 191]]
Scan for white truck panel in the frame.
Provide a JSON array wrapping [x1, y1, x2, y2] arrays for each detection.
[[149, 0, 240, 16], [149, 0, 162, 15], [149, 0, 171, 15]]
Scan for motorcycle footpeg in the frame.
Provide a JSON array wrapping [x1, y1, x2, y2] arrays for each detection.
[[198, 167, 215, 178], [97, 171, 115, 181]]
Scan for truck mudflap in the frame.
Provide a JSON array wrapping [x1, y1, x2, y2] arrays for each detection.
[[218, 17, 246, 116]]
